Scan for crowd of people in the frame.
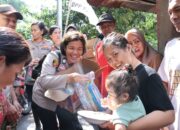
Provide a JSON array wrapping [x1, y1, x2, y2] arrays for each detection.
[[0, 0, 180, 130]]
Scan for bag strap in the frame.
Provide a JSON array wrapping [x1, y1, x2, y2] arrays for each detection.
[[54, 50, 62, 71]]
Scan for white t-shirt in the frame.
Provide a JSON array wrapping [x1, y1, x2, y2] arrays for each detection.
[[158, 37, 180, 130]]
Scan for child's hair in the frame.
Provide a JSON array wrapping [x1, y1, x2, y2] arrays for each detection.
[[106, 64, 138, 101]]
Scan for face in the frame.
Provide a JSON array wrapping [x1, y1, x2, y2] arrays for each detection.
[[50, 28, 61, 45], [65, 40, 84, 64], [169, 0, 180, 32], [67, 28, 76, 32], [0, 57, 25, 88], [105, 80, 127, 110], [31, 25, 43, 40], [0, 13, 9, 27], [7, 14, 17, 29], [99, 22, 115, 36], [0, 13, 17, 29], [104, 44, 131, 69], [126, 34, 145, 59]]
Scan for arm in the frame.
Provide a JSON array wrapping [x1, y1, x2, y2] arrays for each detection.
[[127, 110, 175, 130], [38, 52, 89, 90], [5, 99, 21, 122], [10, 86, 22, 112]]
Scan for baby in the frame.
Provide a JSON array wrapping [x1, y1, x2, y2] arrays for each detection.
[[101, 64, 146, 130]]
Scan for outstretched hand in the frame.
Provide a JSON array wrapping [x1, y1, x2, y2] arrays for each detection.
[[68, 72, 90, 83]]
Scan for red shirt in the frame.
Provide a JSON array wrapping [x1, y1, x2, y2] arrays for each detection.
[[96, 41, 113, 97]]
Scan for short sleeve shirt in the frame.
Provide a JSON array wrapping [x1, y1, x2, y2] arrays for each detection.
[[135, 64, 174, 114], [113, 96, 146, 126]]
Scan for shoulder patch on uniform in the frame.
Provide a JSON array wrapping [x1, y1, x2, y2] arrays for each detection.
[[52, 59, 59, 67]]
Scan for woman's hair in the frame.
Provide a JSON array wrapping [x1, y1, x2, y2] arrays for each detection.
[[103, 32, 128, 50], [49, 25, 60, 36], [31, 21, 48, 36], [106, 64, 138, 101], [0, 27, 31, 66], [60, 31, 86, 56], [125, 28, 148, 46]]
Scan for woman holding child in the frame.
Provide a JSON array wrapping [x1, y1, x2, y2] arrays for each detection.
[[101, 32, 174, 130]]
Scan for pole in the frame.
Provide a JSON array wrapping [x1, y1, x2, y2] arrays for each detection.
[[64, 0, 72, 34], [57, 0, 62, 35]]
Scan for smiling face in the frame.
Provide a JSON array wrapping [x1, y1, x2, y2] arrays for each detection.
[[126, 34, 145, 60], [65, 40, 83, 64], [169, 0, 180, 32], [103, 44, 131, 69]]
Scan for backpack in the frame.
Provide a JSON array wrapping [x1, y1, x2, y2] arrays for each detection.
[[31, 51, 61, 79], [31, 55, 46, 79]]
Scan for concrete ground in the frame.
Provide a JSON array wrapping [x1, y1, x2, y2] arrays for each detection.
[[16, 113, 36, 130], [16, 112, 99, 130]]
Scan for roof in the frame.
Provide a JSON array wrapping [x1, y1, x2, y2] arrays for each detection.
[[87, 0, 156, 13]]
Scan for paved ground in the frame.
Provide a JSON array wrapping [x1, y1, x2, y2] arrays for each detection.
[[16, 112, 98, 130], [16, 113, 36, 130]]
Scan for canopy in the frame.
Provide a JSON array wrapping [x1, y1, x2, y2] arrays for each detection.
[[87, 0, 156, 13]]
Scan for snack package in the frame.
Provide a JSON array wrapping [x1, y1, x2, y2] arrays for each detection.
[[75, 71, 105, 111]]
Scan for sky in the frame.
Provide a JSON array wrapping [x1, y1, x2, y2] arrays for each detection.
[[21, 0, 57, 12]]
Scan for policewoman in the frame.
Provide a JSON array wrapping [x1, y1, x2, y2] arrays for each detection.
[[25, 21, 52, 130], [32, 31, 97, 130]]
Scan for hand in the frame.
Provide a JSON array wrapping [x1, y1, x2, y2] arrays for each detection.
[[68, 72, 90, 83], [99, 121, 114, 130], [13, 100, 22, 114], [29, 58, 40, 66], [6, 103, 21, 122]]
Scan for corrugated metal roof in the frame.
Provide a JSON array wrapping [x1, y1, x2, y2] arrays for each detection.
[[87, 0, 156, 13]]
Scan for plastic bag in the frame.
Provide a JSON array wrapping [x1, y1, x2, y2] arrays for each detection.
[[75, 71, 104, 111]]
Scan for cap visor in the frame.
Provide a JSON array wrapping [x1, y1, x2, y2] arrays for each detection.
[[4, 11, 23, 20], [97, 20, 114, 26]]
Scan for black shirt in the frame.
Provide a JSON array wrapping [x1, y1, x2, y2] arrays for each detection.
[[135, 64, 174, 114]]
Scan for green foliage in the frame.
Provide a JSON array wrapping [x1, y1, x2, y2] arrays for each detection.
[[1, 0, 157, 48], [62, 4, 157, 49]]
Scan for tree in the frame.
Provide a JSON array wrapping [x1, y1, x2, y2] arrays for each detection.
[[1, 0, 157, 48], [63, 2, 157, 48]]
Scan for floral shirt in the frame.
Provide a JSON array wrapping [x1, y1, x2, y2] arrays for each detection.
[[0, 89, 7, 128]]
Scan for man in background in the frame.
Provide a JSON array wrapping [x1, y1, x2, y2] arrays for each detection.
[[158, 0, 180, 129], [95, 13, 116, 98]]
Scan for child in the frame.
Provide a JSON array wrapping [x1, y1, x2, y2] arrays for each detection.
[[101, 64, 146, 130]]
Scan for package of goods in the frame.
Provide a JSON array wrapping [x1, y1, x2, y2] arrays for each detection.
[[75, 71, 105, 111]]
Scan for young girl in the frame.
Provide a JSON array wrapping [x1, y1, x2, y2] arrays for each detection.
[[101, 65, 146, 130]]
